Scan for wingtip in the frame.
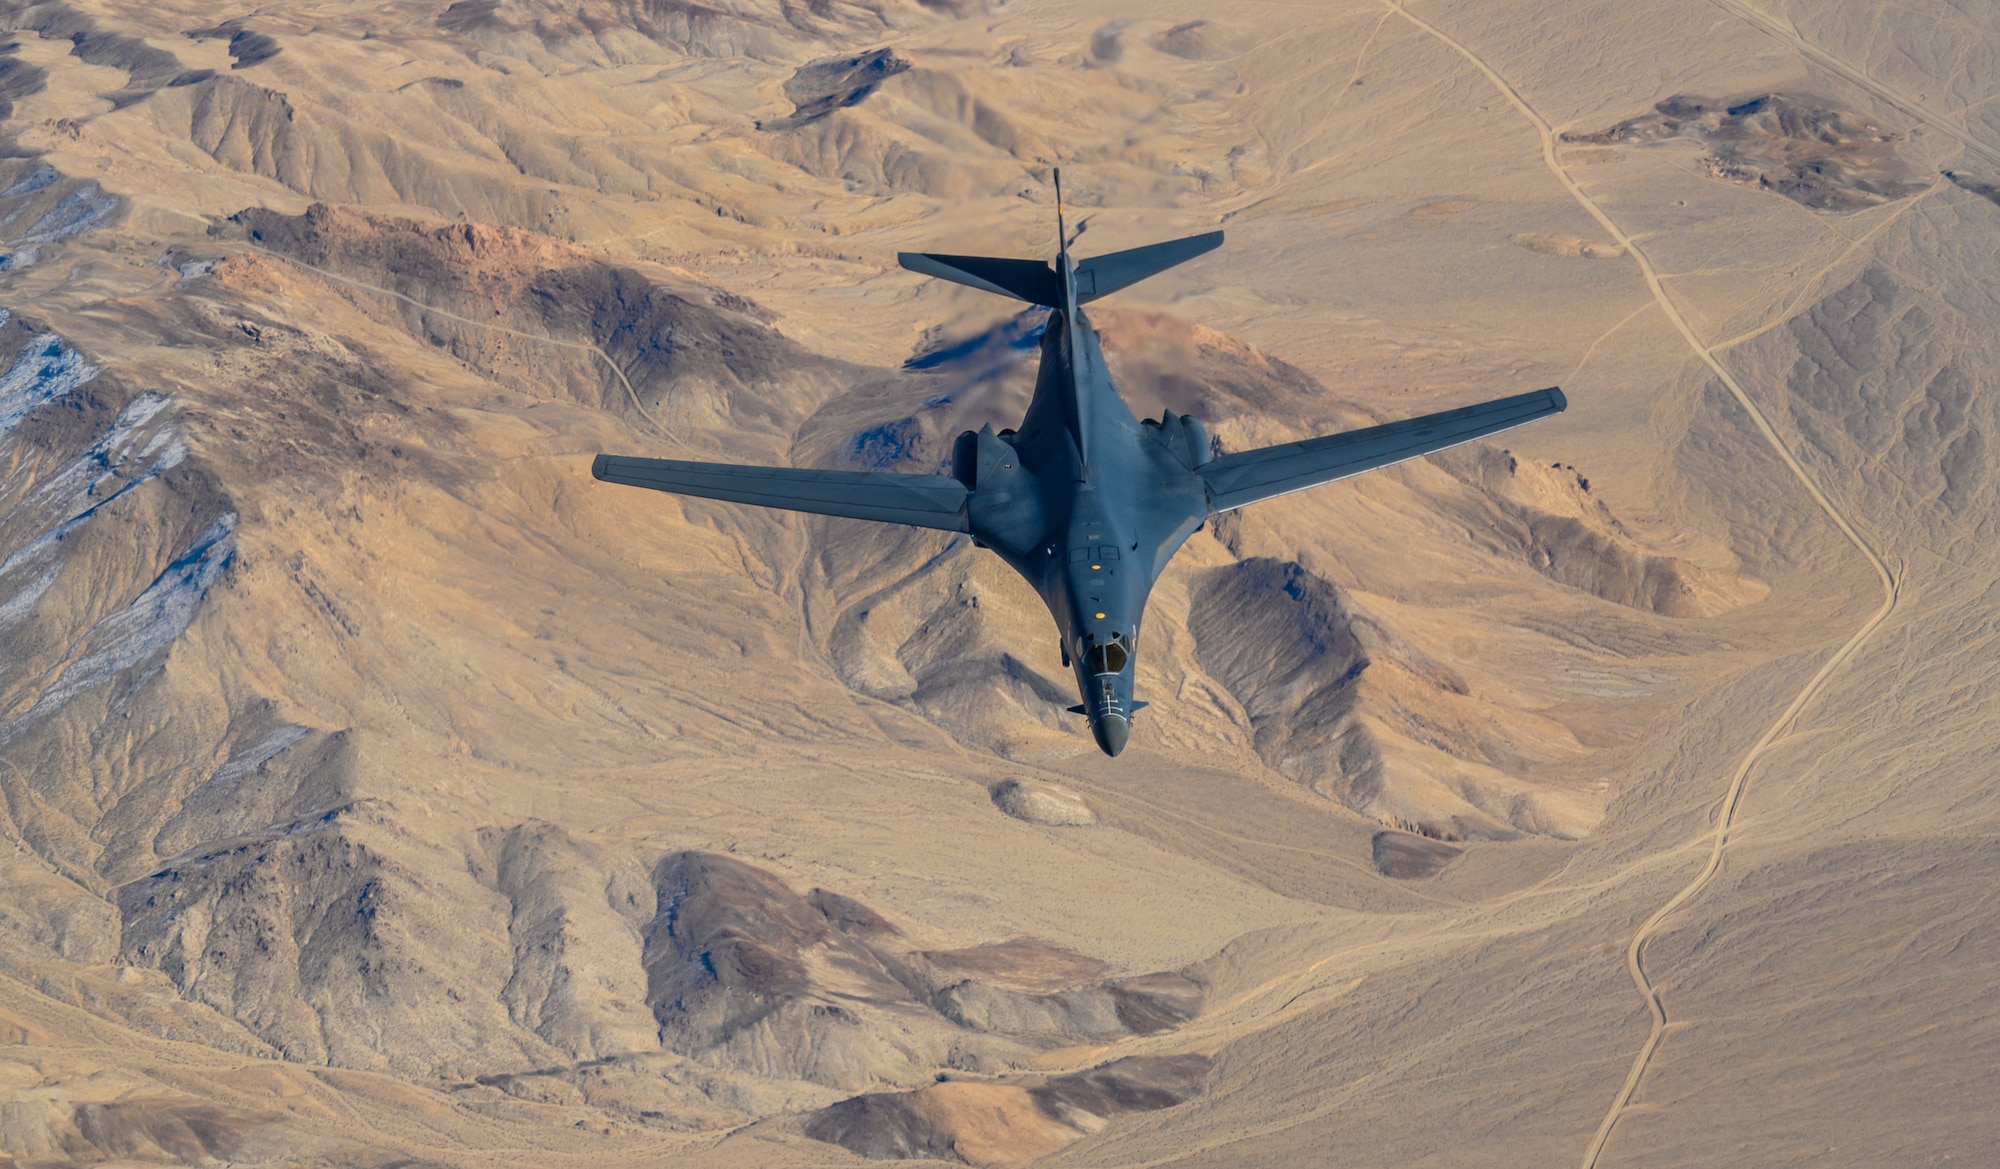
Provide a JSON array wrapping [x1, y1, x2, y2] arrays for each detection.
[[1547, 387, 1569, 412], [591, 453, 612, 481]]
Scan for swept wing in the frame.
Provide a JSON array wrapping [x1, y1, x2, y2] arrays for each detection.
[[592, 454, 970, 531], [1201, 387, 1567, 513]]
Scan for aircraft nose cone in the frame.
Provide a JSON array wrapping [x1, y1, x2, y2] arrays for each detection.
[[1091, 714, 1130, 757]]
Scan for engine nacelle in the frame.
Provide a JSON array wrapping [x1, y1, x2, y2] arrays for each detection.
[[1179, 414, 1213, 468], [1148, 411, 1213, 469], [951, 429, 980, 487]]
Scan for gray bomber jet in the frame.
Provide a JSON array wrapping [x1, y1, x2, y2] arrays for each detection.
[[593, 173, 1566, 756]]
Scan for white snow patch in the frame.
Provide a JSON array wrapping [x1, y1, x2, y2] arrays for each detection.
[[2, 513, 236, 733], [1, 166, 59, 198], [0, 392, 185, 579], [197, 725, 311, 796], [17, 184, 118, 244], [0, 562, 59, 633], [0, 332, 97, 442], [0, 351, 203, 706]]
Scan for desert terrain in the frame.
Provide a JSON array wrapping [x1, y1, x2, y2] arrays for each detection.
[[0, 0, 1995, 1165]]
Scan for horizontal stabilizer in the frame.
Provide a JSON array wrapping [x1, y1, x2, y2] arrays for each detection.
[[1074, 231, 1223, 303], [1201, 387, 1567, 513], [593, 454, 969, 532], [1066, 702, 1149, 715], [898, 253, 1061, 307]]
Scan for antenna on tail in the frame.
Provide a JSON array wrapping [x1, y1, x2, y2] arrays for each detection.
[[1054, 167, 1069, 270]]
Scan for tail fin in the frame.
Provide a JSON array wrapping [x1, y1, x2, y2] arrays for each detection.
[[898, 166, 1221, 307], [896, 232, 1224, 307], [897, 252, 1061, 306], [896, 169, 1076, 308], [1073, 231, 1223, 303], [1054, 166, 1071, 271]]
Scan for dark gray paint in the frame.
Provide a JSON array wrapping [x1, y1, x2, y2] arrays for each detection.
[[594, 178, 1566, 755]]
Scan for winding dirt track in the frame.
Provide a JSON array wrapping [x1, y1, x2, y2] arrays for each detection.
[[1380, 3, 1901, 1165]]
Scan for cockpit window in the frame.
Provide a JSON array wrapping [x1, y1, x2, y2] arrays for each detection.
[[1081, 635, 1129, 675]]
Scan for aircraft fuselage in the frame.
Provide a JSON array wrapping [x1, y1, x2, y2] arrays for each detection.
[[592, 190, 1567, 759], [958, 296, 1210, 755]]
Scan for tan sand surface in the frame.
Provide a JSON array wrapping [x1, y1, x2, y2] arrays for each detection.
[[0, 0, 1995, 1165]]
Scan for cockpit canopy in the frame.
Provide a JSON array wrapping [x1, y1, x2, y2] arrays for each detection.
[[1079, 632, 1130, 675]]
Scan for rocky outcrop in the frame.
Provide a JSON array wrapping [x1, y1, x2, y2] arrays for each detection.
[[642, 852, 1205, 1089], [990, 779, 1096, 826], [1561, 93, 1928, 211], [221, 203, 855, 452], [1432, 445, 1767, 618], [805, 1054, 1213, 1167]]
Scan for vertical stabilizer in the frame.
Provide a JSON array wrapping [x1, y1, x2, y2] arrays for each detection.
[[1052, 167, 1079, 318], [1053, 168, 1089, 473], [1053, 168, 1070, 278]]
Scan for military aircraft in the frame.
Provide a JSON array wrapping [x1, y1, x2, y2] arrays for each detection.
[[593, 172, 1566, 756]]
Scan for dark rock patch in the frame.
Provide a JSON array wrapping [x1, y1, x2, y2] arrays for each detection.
[[919, 939, 1107, 992], [1945, 169, 2000, 207], [1372, 830, 1463, 879], [804, 1090, 963, 1162], [1108, 973, 1206, 1035], [759, 48, 909, 130], [1030, 1053, 1211, 1118], [437, 0, 509, 35], [1562, 93, 1926, 211], [1089, 23, 1125, 63], [630, 852, 1208, 1088], [68, 1099, 275, 1163], [1153, 20, 1236, 60], [185, 20, 282, 70], [222, 202, 850, 448], [804, 1054, 1212, 1165]]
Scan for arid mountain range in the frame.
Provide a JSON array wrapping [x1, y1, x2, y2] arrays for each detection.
[[0, 1, 1995, 1166]]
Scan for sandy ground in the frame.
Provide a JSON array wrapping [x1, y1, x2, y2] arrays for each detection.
[[0, 0, 1996, 1165]]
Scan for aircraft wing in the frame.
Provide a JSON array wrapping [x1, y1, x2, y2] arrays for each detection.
[[1200, 387, 1567, 513], [593, 454, 970, 531]]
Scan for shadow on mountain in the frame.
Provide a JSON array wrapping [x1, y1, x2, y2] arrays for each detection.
[[221, 203, 855, 457], [1187, 556, 1595, 841], [1945, 170, 2000, 207], [1371, 829, 1462, 879], [760, 48, 910, 130], [642, 852, 1205, 1089], [1428, 445, 1766, 618], [0, 1096, 277, 1165]]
